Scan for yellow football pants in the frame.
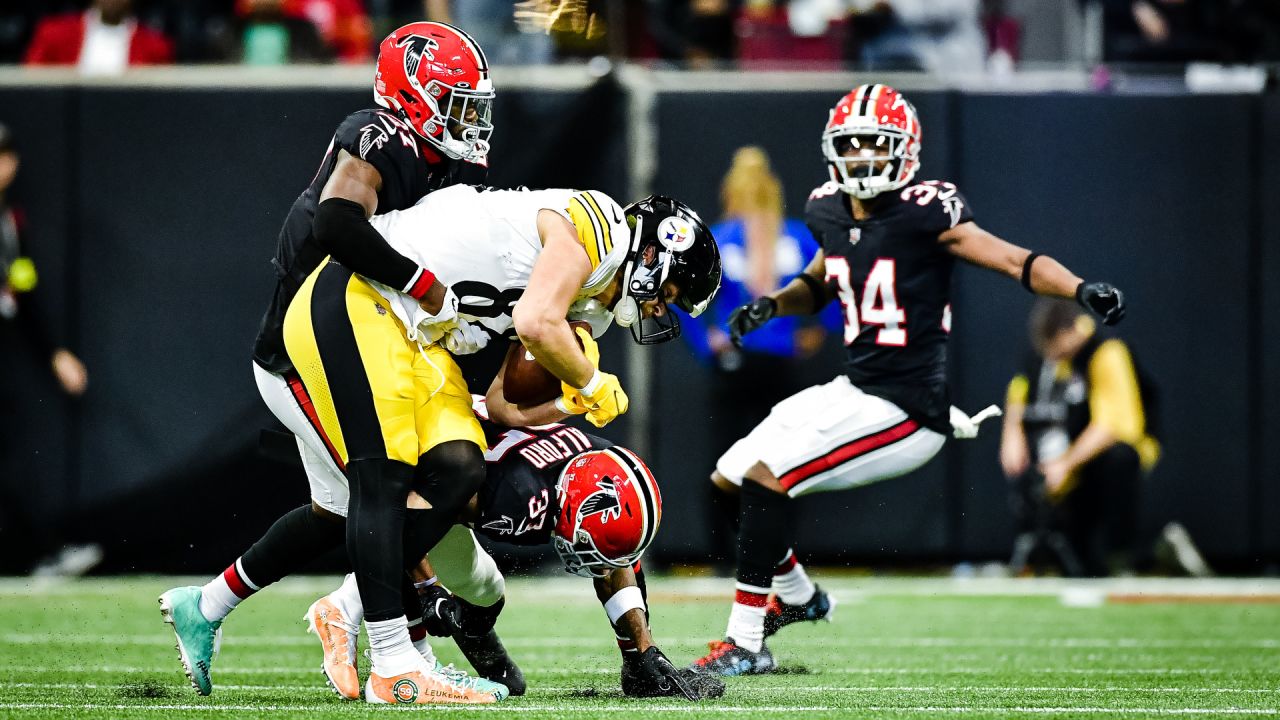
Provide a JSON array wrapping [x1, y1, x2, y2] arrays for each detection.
[[282, 259, 483, 468]]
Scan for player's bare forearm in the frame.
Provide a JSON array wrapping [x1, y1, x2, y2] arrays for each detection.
[[940, 222, 1081, 296], [595, 568, 653, 652], [515, 217, 596, 388], [770, 251, 832, 316], [616, 608, 654, 653], [409, 556, 437, 584], [1026, 254, 1085, 297]]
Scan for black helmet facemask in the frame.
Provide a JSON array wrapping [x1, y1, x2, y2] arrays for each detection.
[[613, 214, 682, 345], [615, 196, 722, 345]]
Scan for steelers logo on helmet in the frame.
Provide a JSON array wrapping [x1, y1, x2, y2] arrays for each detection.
[[656, 216, 695, 252]]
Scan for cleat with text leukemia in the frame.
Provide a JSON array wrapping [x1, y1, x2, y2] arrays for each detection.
[[688, 637, 776, 677], [763, 585, 837, 638], [304, 597, 361, 700], [365, 661, 509, 704], [158, 586, 222, 696]]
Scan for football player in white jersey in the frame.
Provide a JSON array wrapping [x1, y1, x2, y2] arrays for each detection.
[[169, 188, 721, 704]]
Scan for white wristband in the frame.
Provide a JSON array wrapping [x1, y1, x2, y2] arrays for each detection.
[[578, 369, 604, 397], [603, 586, 646, 626], [414, 576, 440, 590]]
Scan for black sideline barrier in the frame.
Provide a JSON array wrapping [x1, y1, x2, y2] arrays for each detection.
[[0, 79, 1275, 572]]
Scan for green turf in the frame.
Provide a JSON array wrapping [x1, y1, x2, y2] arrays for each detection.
[[1, 575, 1278, 718]]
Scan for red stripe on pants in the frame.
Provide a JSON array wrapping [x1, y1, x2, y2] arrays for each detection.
[[779, 419, 921, 491], [286, 372, 346, 471]]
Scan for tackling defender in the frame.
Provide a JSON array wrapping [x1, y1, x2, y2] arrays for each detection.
[[269, 185, 718, 700], [691, 84, 1127, 676], [309, 399, 726, 702]]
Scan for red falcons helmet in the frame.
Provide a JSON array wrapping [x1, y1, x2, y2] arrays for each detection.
[[553, 447, 662, 578], [822, 84, 921, 199], [374, 22, 494, 163]]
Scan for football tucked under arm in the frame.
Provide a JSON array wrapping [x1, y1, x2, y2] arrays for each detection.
[[501, 320, 593, 405]]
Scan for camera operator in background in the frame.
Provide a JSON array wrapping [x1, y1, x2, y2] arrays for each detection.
[[999, 297, 1157, 577]]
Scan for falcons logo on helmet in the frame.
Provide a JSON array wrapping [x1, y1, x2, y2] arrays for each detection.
[[579, 477, 622, 524], [396, 34, 439, 78]]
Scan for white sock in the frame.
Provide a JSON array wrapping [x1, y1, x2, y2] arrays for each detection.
[[412, 634, 437, 666], [365, 616, 422, 676], [199, 561, 256, 622], [773, 553, 816, 606], [726, 602, 767, 653], [327, 573, 365, 626]]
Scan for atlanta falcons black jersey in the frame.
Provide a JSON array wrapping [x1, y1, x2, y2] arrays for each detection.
[[473, 419, 612, 546], [805, 179, 974, 433], [252, 108, 486, 373]]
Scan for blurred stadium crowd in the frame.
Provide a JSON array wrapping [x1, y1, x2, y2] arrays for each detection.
[[2, 0, 1279, 72]]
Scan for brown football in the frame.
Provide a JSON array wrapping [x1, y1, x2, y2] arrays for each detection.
[[502, 320, 592, 405]]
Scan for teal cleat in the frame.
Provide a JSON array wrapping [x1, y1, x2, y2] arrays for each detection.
[[434, 661, 512, 702], [159, 586, 222, 695]]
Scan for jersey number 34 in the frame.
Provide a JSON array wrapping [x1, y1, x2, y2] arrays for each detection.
[[825, 257, 906, 347]]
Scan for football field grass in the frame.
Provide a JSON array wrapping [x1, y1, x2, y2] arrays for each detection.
[[1, 575, 1278, 719]]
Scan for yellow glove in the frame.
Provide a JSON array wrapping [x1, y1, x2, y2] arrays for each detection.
[[554, 326, 603, 416], [559, 370, 629, 428], [575, 326, 600, 368]]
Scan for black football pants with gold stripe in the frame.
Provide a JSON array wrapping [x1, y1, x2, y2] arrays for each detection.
[[283, 259, 486, 622]]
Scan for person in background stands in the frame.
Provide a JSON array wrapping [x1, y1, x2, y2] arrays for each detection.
[[0, 122, 95, 578], [23, 0, 173, 74]]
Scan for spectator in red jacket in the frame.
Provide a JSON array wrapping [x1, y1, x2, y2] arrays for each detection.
[[23, 0, 174, 75]]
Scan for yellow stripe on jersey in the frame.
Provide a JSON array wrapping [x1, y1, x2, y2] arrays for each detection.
[[567, 193, 611, 270], [580, 191, 614, 256]]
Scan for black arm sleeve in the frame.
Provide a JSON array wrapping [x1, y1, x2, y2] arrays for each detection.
[[312, 197, 422, 294]]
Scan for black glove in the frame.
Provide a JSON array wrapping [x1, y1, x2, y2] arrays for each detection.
[[727, 297, 778, 348], [621, 646, 723, 700], [1076, 281, 1126, 326], [419, 583, 463, 637]]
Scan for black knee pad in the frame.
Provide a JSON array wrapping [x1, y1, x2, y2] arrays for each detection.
[[457, 595, 504, 637], [415, 441, 486, 513]]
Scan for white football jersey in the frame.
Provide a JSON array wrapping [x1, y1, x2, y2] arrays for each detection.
[[366, 185, 630, 341]]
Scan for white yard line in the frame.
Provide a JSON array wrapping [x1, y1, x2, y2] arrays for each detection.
[[6, 576, 1280, 599], [5, 634, 1278, 649], [0, 702, 1275, 715], [7, 665, 1270, 676], [2, 682, 1276, 694]]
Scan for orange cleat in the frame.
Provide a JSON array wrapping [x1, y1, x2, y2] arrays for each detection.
[[365, 662, 509, 704], [304, 597, 360, 700]]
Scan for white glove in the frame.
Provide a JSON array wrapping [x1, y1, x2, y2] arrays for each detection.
[[419, 285, 460, 326], [442, 319, 490, 355], [405, 286, 461, 346], [950, 404, 1002, 440]]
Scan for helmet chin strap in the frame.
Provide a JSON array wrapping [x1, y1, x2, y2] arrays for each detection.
[[613, 261, 640, 328]]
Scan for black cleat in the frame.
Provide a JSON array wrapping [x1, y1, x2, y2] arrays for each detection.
[[763, 585, 837, 637], [688, 637, 776, 677], [454, 630, 526, 696]]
